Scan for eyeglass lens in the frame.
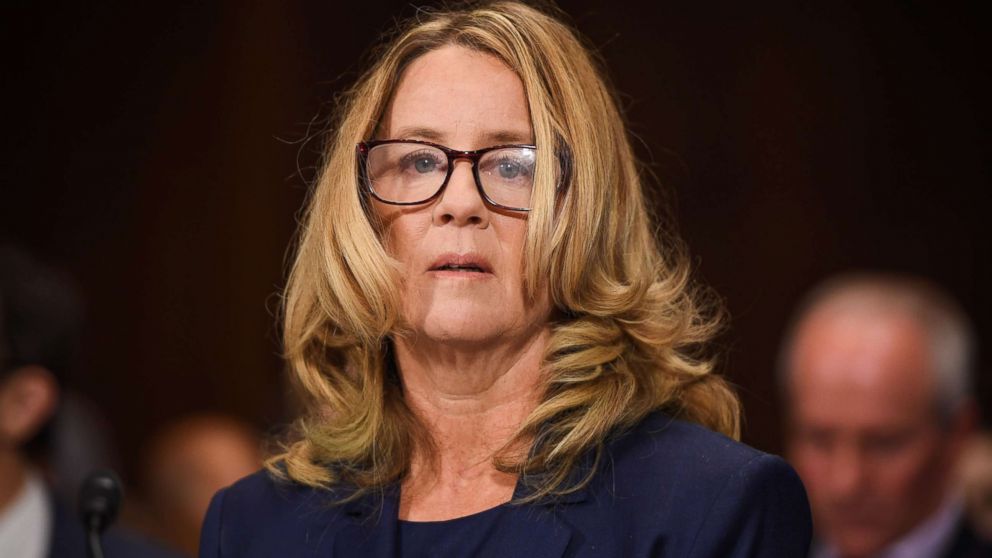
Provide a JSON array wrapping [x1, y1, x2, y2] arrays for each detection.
[[366, 143, 536, 209]]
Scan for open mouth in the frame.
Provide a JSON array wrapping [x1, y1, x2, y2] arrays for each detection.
[[428, 253, 493, 275], [432, 264, 486, 272]]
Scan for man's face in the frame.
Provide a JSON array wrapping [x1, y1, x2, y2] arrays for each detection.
[[786, 310, 955, 558]]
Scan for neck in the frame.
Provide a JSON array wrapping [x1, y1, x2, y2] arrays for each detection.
[[0, 449, 29, 513], [394, 326, 549, 514]]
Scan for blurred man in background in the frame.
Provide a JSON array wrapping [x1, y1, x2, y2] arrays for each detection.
[[0, 245, 70, 557], [142, 414, 262, 556], [0, 244, 178, 558], [779, 273, 991, 558], [958, 433, 992, 543]]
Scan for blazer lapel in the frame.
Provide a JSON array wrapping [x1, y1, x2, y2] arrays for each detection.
[[332, 486, 400, 558], [329, 461, 592, 558], [483, 504, 574, 558], [479, 465, 593, 558]]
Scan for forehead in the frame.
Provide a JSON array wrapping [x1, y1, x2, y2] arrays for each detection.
[[381, 44, 533, 145], [788, 310, 936, 426]]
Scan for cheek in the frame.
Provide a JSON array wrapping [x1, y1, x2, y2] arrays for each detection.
[[877, 440, 946, 494], [381, 212, 431, 264], [790, 445, 834, 502], [790, 445, 821, 480]]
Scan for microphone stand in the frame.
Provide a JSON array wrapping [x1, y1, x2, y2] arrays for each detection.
[[78, 469, 123, 558]]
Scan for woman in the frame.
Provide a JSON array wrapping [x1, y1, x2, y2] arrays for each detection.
[[199, 2, 812, 556]]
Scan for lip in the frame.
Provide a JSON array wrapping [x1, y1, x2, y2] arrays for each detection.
[[427, 252, 494, 275]]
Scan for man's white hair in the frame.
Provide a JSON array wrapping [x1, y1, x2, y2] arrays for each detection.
[[778, 273, 976, 420]]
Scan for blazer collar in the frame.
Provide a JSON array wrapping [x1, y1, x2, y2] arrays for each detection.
[[331, 472, 589, 558], [332, 484, 401, 557], [512, 428, 601, 506]]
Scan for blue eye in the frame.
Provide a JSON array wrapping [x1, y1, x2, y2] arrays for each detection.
[[498, 160, 522, 179], [400, 150, 444, 174], [486, 153, 532, 182], [414, 157, 436, 173]]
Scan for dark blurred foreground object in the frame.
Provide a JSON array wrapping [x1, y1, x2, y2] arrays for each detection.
[[779, 273, 992, 558], [0, 243, 182, 557]]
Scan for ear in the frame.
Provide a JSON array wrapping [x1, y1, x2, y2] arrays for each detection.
[[0, 365, 59, 446], [943, 399, 980, 466], [951, 400, 979, 436]]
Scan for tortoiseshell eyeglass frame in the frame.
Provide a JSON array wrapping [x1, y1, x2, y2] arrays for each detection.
[[356, 139, 539, 212]]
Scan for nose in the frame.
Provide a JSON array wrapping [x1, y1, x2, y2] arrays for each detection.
[[431, 159, 488, 227], [827, 445, 869, 501]]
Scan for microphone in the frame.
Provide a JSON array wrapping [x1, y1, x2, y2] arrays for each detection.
[[78, 469, 123, 558]]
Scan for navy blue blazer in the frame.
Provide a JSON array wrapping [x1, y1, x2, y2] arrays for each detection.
[[199, 412, 812, 557]]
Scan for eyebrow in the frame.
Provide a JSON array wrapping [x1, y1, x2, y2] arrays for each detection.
[[389, 126, 534, 146]]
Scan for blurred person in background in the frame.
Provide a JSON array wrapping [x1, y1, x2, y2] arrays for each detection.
[[142, 414, 261, 556], [957, 434, 992, 542], [0, 243, 180, 558], [779, 273, 991, 558]]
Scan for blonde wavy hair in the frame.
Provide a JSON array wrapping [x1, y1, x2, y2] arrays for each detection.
[[268, 0, 740, 502]]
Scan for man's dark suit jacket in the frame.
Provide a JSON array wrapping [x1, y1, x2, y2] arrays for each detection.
[[199, 412, 813, 557], [810, 517, 992, 558], [944, 519, 992, 558]]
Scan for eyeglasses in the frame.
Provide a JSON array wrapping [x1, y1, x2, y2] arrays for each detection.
[[357, 139, 538, 212]]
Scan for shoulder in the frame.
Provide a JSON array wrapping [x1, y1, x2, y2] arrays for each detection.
[[580, 412, 812, 557], [605, 411, 781, 485], [206, 467, 313, 513], [199, 469, 348, 557]]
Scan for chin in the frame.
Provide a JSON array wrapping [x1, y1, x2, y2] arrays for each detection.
[[417, 320, 510, 347], [422, 326, 505, 346], [830, 527, 896, 558], [413, 305, 509, 345]]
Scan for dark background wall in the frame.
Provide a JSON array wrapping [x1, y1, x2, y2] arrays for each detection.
[[2, 1, 989, 483]]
